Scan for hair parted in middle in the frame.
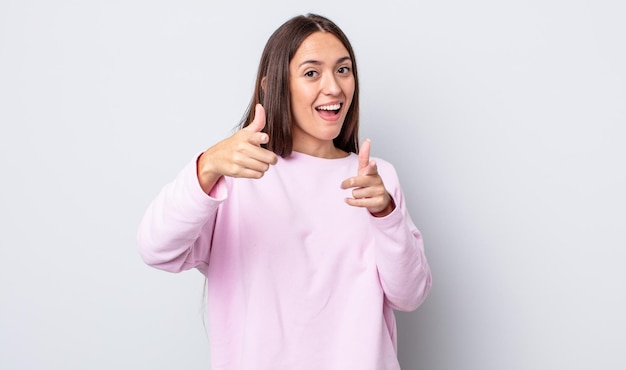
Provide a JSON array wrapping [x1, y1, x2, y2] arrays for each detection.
[[239, 13, 360, 157]]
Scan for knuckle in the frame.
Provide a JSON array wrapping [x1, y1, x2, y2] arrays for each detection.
[[235, 140, 248, 151], [228, 163, 240, 175]]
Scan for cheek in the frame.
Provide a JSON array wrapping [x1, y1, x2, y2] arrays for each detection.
[[292, 89, 316, 109], [346, 81, 356, 98]]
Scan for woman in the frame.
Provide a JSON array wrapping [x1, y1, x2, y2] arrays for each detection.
[[137, 13, 431, 370]]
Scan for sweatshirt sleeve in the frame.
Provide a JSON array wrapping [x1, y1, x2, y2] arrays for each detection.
[[370, 160, 432, 312], [136, 156, 228, 273]]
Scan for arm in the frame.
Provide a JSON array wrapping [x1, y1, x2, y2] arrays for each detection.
[[137, 104, 276, 273], [137, 157, 227, 273], [369, 167, 432, 312], [341, 139, 431, 311]]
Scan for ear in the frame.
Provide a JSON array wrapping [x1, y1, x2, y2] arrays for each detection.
[[261, 76, 267, 91]]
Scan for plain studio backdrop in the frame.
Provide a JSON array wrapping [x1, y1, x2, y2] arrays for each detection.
[[1, 1, 624, 369]]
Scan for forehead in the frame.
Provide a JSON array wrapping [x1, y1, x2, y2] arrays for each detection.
[[291, 32, 350, 64]]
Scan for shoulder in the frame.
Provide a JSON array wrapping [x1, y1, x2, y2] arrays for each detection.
[[371, 156, 399, 180], [367, 156, 402, 195], [369, 156, 409, 207]]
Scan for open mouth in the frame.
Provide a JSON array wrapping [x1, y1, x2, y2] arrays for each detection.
[[315, 103, 342, 118]]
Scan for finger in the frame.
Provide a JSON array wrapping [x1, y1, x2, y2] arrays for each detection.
[[231, 141, 277, 166], [233, 167, 269, 179], [344, 192, 391, 214], [341, 160, 380, 189], [344, 197, 368, 208], [243, 104, 266, 133], [351, 184, 386, 200], [239, 157, 273, 174], [361, 159, 378, 176], [358, 138, 371, 175], [227, 154, 274, 178], [245, 104, 271, 147], [340, 173, 379, 189], [344, 196, 386, 210], [248, 131, 270, 146], [246, 145, 278, 165]]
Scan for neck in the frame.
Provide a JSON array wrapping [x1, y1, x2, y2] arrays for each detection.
[[292, 138, 348, 158]]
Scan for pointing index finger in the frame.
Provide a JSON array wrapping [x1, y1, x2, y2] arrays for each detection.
[[358, 139, 371, 175]]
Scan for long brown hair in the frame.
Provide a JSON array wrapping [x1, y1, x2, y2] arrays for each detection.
[[240, 13, 360, 157]]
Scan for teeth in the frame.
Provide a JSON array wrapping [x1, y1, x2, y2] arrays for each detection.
[[317, 104, 341, 111]]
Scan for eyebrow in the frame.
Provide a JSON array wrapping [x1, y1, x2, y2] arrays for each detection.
[[298, 56, 352, 68]]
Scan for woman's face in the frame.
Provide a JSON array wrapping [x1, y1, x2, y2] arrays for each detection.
[[288, 31, 355, 156]]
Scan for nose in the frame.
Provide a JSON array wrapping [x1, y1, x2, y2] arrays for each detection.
[[322, 74, 341, 96]]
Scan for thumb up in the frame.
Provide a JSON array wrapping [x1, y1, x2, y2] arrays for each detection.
[[196, 104, 278, 193], [243, 104, 268, 143]]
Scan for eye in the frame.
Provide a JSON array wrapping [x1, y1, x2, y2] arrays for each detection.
[[337, 66, 351, 75], [304, 70, 318, 78]]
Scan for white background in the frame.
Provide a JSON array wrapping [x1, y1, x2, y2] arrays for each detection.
[[1, 1, 624, 369]]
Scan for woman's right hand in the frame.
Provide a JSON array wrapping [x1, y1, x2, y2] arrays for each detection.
[[197, 104, 278, 194]]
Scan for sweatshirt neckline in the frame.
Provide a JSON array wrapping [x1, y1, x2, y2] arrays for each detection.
[[287, 150, 356, 163]]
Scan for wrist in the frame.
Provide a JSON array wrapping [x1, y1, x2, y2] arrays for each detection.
[[196, 152, 223, 194]]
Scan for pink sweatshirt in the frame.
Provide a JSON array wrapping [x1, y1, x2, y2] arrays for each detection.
[[137, 151, 431, 370]]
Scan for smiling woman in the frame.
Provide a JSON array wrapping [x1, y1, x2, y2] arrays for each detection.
[[289, 32, 355, 158], [137, 13, 431, 370]]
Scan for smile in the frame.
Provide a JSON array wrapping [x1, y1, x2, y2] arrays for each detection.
[[315, 103, 342, 115]]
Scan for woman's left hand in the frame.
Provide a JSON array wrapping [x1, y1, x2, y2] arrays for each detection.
[[341, 139, 395, 217]]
